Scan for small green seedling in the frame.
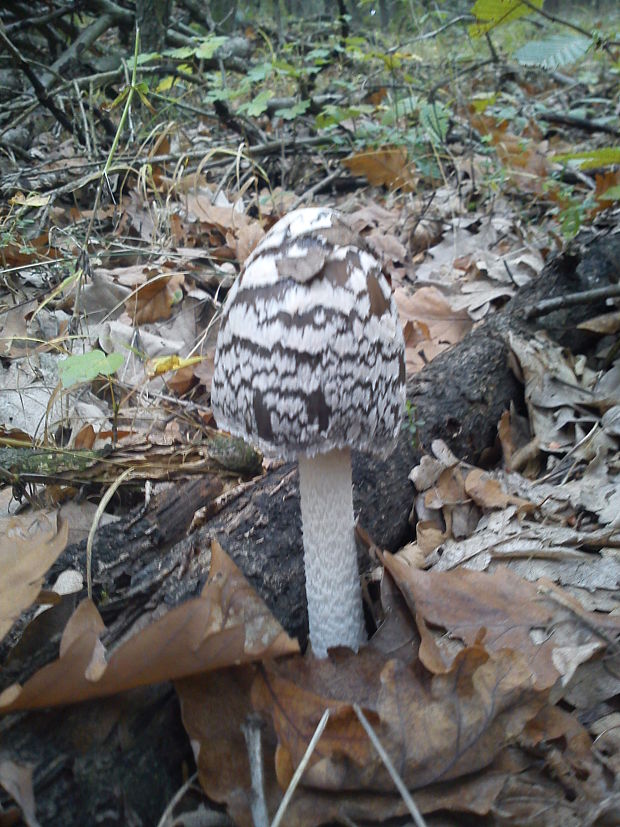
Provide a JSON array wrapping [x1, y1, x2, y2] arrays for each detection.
[[405, 400, 424, 449], [59, 350, 124, 388]]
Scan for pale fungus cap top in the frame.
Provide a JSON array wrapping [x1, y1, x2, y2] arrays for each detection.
[[211, 207, 406, 461]]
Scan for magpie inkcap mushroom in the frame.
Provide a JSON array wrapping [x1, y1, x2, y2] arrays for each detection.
[[212, 207, 406, 658]]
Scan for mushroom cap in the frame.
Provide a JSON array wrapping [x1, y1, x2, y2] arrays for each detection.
[[211, 207, 406, 461]]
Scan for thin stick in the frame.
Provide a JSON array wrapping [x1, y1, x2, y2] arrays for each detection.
[[270, 709, 330, 827], [242, 715, 269, 827], [352, 704, 427, 827], [87, 467, 133, 599], [524, 284, 620, 319], [292, 167, 343, 210]]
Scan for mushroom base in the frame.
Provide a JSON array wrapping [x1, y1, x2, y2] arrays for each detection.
[[297, 448, 365, 658]]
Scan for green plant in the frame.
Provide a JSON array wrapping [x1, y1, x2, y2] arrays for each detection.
[[59, 350, 124, 388], [405, 400, 424, 449]]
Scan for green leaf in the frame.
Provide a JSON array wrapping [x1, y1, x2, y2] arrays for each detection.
[[472, 93, 497, 113], [419, 102, 450, 146], [306, 47, 330, 63], [469, 0, 543, 37], [134, 51, 161, 65], [274, 100, 311, 120], [553, 147, 620, 170], [600, 185, 620, 200], [108, 86, 130, 111], [195, 36, 229, 60], [59, 351, 124, 388], [163, 46, 196, 60], [558, 204, 583, 239], [156, 75, 175, 92], [238, 90, 273, 117], [515, 35, 590, 69], [272, 58, 301, 77], [247, 62, 273, 83], [205, 86, 234, 103], [315, 103, 374, 129]]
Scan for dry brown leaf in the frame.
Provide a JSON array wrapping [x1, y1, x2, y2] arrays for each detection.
[[124, 274, 181, 324], [408, 216, 444, 253], [371, 566, 420, 659], [416, 520, 450, 554], [193, 351, 215, 393], [395, 287, 473, 374], [464, 468, 533, 510], [0, 299, 39, 358], [578, 309, 620, 334], [0, 541, 298, 713], [165, 364, 196, 396], [177, 667, 282, 827], [342, 147, 417, 192], [0, 512, 68, 643], [422, 465, 480, 540], [383, 553, 560, 689], [183, 198, 252, 233], [178, 660, 513, 827], [231, 221, 265, 265], [470, 113, 550, 195], [424, 466, 467, 509], [73, 424, 96, 450], [252, 642, 545, 793], [592, 169, 620, 215], [395, 286, 472, 343], [494, 704, 613, 825]]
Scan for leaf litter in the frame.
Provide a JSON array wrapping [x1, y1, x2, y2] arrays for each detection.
[[2, 194, 619, 824], [1, 18, 620, 827]]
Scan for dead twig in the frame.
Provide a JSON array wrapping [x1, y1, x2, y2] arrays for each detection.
[[524, 283, 620, 319], [0, 21, 86, 145]]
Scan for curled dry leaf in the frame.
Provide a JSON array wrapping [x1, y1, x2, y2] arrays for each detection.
[[384, 553, 560, 689], [394, 286, 472, 375], [177, 564, 614, 827], [252, 642, 546, 794], [178, 660, 511, 827], [0, 541, 298, 713], [232, 221, 266, 265], [342, 148, 417, 192], [0, 511, 68, 643], [464, 467, 534, 510], [124, 273, 183, 325]]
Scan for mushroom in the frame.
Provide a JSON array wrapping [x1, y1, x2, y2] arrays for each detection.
[[211, 207, 406, 658]]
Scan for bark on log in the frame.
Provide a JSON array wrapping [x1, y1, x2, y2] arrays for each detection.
[[1, 224, 618, 826]]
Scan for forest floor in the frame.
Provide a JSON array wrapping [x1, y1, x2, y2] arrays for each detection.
[[1, 3, 620, 826]]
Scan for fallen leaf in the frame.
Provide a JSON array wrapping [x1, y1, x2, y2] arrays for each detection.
[[0, 541, 298, 712], [464, 468, 533, 509], [383, 554, 560, 689], [252, 643, 546, 792], [0, 512, 68, 643], [343, 148, 417, 191]]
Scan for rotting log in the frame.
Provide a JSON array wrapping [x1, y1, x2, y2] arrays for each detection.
[[1, 222, 618, 826]]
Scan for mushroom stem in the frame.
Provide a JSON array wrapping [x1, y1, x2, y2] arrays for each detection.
[[297, 447, 365, 658]]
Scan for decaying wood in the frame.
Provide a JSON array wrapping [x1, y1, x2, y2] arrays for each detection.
[[1, 225, 618, 826]]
